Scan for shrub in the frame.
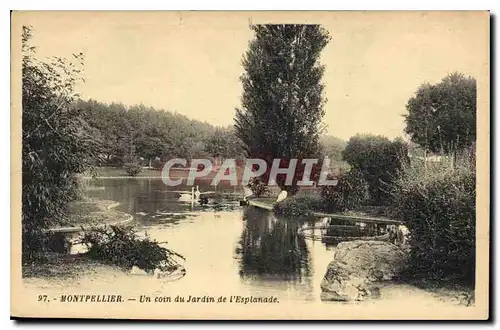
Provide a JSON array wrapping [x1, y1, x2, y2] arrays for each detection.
[[274, 169, 371, 217], [342, 134, 409, 205], [273, 195, 323, 218], [390, 156, 475, 285], [124, 162, 143, 177], [248, 177, 270, 197], [81, 226, 184, 273], [321, 169, 370, 212]]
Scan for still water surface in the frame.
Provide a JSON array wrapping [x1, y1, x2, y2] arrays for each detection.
[[67, 179, 333, 302], [22, 178, 472, 316]]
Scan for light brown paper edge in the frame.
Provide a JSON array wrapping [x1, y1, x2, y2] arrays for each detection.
[[10, 10, 490, 320]]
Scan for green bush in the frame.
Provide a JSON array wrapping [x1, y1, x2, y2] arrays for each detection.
[[321, 169, 370, 212], [342, 134, 409, 205], [81, 226, 184, 273], [274, 169, 370, 217], [390, 157, 475, 285]]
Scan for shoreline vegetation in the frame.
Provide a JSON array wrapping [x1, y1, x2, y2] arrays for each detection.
[[21, 22, 477, 310], [24, 195, 186, 281]]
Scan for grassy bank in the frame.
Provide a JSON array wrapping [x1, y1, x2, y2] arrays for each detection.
[[87, 167, 162, 178], [52, 198, 131, 228], [22, 254, 107, 279]]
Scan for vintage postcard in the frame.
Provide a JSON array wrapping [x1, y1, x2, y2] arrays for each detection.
[[10, 11, 490, 320]]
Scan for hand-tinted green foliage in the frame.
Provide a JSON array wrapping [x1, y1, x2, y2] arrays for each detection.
[[22, 26, 99, 260], [342, 134, 409, 205], [81, 226, 185, 273], [321, 169, 370, 212], [77, 100, 245, 167], [404, 72, 476, 155], [390, 152, 475, 285], [235, 24, 331, 193]]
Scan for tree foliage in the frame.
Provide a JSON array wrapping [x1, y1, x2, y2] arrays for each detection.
[[404, 72, 476, 155], [320, 169, 370, 212], [22, 26, 99, 260], [203, 127, 245, 160], [319, 135, 347, 162], [342, 134, 409, 205], [77, 99, 244, 167], [234, 24, 331, 193]]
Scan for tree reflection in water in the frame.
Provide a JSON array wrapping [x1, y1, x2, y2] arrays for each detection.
[[236, 207, 311, 281]]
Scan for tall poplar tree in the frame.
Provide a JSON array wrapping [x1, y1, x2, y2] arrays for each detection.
[[234, 24, 331, 193]]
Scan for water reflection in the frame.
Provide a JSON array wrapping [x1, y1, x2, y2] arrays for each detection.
[[79, 178, 331, 301], [236, 207, 311, 281], [84, 178, 242, 224]]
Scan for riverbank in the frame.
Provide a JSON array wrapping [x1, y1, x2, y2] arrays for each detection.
[[21, 184, 473, 311], [87, 167, 162, 178], [252, 197, 397, 223], [86, 167, 330, 192], [46, 198, 133, 233], [22, 251, 186, 282], [22, 248, 473, 309], [251, 197, 474, 307]]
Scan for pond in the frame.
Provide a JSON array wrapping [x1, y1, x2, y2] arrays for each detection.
[[22, 178, 471, 313], [30, 178, 334, 303]]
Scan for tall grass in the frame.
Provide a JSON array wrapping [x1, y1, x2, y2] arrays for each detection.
[[390, 147, 476, 286]]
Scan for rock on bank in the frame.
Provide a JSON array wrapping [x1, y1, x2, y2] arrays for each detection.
[[320, 240, 407, 302]]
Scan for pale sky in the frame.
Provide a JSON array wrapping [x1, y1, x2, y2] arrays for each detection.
[[14, 11, 489, 140]]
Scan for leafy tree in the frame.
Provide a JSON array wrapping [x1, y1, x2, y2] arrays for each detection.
[[234, 24, 331, 193], [342, 134, 409, 205], [319, 134, 347, 162], [204, 127, 245, 161], [77, 99, 225, 166], [404, 72, 476, 157], [22, 26, 98, 260]]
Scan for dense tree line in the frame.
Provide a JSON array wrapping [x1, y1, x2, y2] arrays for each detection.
[[77, 99, 245, 167], [235, 24, 331, 193]]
